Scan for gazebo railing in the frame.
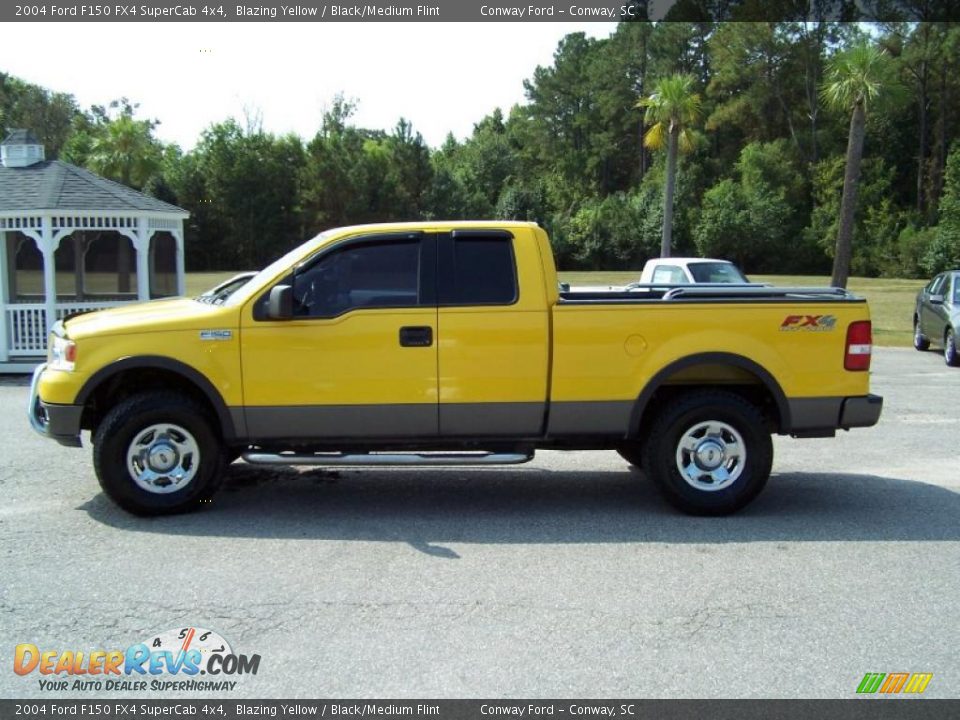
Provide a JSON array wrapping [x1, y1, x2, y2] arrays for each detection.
[[5, 301, 125, 356]]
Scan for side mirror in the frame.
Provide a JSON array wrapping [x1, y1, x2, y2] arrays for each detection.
[[267, 285, 293, 320], [930, 294, 944, 305]]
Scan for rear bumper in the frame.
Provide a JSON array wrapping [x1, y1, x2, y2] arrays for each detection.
[[28, 364, 83, 447], [839, 394, 883, 429], [787, 394, 883, 437]]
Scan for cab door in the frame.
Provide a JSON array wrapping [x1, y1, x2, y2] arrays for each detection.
[[240, 232, 439, 441], [436, 229, 550, 437]]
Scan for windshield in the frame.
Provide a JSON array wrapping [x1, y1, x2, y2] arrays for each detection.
[[222, 230, 334, 308], [688, 262, 749, 283]]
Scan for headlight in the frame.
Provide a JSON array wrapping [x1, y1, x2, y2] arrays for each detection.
[[48, 335, 77, 371]]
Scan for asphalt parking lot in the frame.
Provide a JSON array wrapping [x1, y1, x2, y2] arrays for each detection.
[[1, 347, 957, 699]]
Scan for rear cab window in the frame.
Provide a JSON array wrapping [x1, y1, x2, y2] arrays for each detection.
[[688, 262, 748, 283]]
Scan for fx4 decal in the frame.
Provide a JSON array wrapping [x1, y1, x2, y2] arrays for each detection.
[[780, 314, 837, 331]]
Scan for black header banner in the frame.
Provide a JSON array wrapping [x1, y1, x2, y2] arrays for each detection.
[[5, 0, 960, 22]]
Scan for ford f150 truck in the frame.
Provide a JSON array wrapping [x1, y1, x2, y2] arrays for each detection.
[[28, 221, 882, 516]]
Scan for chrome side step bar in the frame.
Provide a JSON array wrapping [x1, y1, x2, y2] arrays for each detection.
[[241, 451, 535, 467]]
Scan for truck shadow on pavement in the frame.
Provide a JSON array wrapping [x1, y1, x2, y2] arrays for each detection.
[[78, 463, 960, 553]]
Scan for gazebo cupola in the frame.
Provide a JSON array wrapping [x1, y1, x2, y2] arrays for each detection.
[[0, 129, 189, 371], [1, 129, 45, 168]]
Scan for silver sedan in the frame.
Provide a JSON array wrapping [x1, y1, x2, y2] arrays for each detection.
[[914, 269, 960, 366]]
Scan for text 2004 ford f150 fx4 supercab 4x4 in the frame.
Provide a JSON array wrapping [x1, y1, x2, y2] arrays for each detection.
[[29, 221, 882, 516]]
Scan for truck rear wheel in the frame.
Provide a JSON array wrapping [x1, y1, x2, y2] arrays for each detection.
[[93, 392, 225, 516], [642, 391, 772, 515]]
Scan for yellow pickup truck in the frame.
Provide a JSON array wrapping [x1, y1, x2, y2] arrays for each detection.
[[28, 221, 882, 516]]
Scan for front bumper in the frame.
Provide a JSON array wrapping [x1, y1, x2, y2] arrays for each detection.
[[28, 363, 83, 447]]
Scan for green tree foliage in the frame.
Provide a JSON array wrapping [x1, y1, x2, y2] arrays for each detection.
[[59, 99, 164, 189], [429, 110, 517, 217], [563, 192, 653, 269], [169, 120, 306, 270], [88, 114, 162, 188], [807, 156, 905, 277], [0, 73, 79, 157], [694, 141, 810, 273], [707, 23, 803, 149], [522, 33, 601, 201], [298, 99, 433, 231], [925, 145, 960, 272]]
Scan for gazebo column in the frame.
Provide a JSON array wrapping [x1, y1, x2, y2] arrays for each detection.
[[4, 234, 14, 300], [134, 219, 150, 302], [0, 229, 7, 362], [174, 230, 186, 296], [40, 217, 57, 334]]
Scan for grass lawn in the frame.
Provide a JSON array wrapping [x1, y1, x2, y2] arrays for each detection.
[[186, 270, 925, 347]]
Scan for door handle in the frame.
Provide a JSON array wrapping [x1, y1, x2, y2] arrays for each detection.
[[399, 326, 433, 347]]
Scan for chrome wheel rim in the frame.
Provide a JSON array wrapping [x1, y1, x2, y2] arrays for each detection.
[[126, 423, 200, 494], [675, 420, 745, 492], [914, 323, 923, 345]]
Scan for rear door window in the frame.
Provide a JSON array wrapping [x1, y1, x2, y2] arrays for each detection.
[[439, 233, 518, 305]]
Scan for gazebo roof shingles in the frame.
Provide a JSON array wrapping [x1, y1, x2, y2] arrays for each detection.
[[0, 160, 186, 214]]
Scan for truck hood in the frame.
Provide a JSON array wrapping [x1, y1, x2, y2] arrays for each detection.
[[63, 298, 236, 339]]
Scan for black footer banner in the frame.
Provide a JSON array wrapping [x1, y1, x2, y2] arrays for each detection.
[[2, 700, 958, 720]]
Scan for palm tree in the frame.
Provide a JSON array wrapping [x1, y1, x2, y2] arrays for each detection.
[[88, 114, 160, 189], [821, 42, 892, 288], [637, 74, 702, 258]]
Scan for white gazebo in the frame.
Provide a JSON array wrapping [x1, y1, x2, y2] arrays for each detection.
[[0, 129, 189, 371]]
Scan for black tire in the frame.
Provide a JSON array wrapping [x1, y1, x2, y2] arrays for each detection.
[[616, 443, 644, 468], [93, 391, 225, 516], [913, 318, 930, 351], [642, 391, 773, 516], [946, 328, 959, 367]]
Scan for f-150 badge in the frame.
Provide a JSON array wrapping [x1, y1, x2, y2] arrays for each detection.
[[199, 330, 233, 340]]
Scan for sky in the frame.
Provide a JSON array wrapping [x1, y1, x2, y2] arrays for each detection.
[[2, 22, 615, 149]]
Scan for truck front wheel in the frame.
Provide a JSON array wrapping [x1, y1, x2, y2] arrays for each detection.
[[93, 392, 225, 516], [642, 391, 772, 515]]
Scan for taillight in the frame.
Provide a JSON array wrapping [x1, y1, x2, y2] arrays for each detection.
[[845, 320, 872, 371]]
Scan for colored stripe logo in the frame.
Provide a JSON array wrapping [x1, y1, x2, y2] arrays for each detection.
[[857, 672, 933, 694]]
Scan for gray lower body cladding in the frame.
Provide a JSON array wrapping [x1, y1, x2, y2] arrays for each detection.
[[242, 401, 634, 443]]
